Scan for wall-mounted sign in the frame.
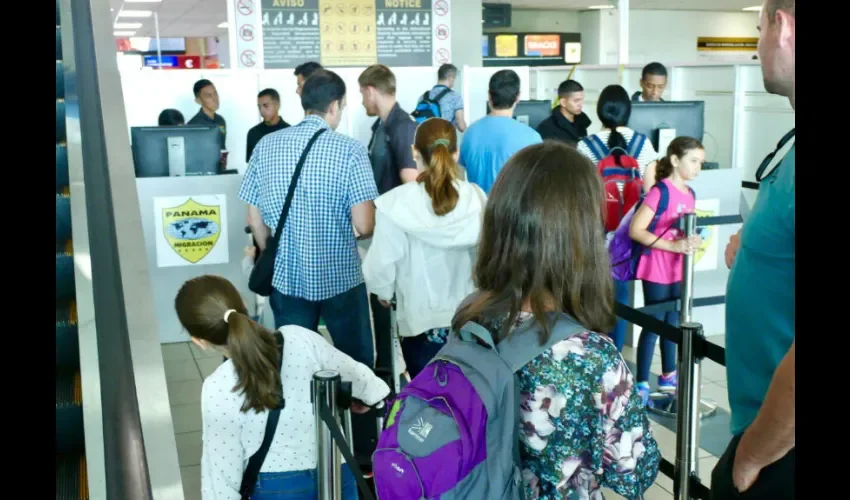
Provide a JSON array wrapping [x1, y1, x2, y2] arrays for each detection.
[[143, 55, 203, 70], [524, 35, 559, 57], [483, 32, 580, 67], [153, 195, 230, 268], [495, 34, 518, 57], [697, 37, 758, 51], [230, 0, 452, 69]]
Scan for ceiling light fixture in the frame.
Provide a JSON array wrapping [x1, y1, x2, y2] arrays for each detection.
[[588, 4, 614, 9], [742, 6, 762, 11], [114, 31, 136, 36], [217, 22, 228, 28], [124, 0, 162, 3], [114, 22, 143, 29], [117, 10, 153, 18]]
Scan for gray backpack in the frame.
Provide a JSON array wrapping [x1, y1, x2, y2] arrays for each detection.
[[373, 312, 586, 499]]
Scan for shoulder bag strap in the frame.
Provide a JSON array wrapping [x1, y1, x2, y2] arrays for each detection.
[[240, 333, 286, 499], [271, 128, 327, 243]]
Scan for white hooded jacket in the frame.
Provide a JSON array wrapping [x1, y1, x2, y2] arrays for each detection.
[[363, 179, 486, 337]]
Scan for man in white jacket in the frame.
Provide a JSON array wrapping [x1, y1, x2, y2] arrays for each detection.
[[363, 118, 487, 377]]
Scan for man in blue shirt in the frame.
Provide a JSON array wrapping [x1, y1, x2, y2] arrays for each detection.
[[711, 1, 795, 498], [239, 70, 378, 367], [459, 70, 542, 193]]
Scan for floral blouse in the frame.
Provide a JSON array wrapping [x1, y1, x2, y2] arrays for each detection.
[[491, 313, 660, 500]]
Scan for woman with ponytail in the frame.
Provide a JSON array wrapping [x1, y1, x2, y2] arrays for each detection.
[[577, 84, 660, 354], [175, 275, 389, 499], [363, 117, 487, 378], [628, 136, 704, 407]]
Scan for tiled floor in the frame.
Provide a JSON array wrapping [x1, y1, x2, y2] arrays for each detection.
[[164, 334, 729, 500]]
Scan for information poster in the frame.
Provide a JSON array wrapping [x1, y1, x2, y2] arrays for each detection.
[[694, 198, 720, 272], [237, 0, 451, 69], [153, 195, 230, 268]]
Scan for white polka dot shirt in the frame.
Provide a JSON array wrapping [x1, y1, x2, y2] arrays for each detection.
[[200, 325, 390, 499]]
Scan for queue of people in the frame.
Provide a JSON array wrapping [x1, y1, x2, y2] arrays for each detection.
[[168, 0, 795, 496]]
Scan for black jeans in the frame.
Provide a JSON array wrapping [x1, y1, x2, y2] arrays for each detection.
[[711, 433, 795, 500]]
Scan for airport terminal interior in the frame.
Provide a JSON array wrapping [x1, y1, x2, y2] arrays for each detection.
[[57, 0, 795, 499]]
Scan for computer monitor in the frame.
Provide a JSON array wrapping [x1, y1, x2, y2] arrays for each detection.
[[131, 125, 222, 178], [513, 100, 552, 129], [484, 99, 553, 130], [628, 101, 705, 152]]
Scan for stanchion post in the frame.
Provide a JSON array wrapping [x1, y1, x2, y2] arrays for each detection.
[[313, 370, 343, 500], [680, 213, 697, 324]]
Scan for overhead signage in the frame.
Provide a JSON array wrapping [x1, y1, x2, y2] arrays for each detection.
[[524, 35, 559, 57], [144, 55, 179, 68], [483, 32, 580, 67], [229, 0, 452, 69]]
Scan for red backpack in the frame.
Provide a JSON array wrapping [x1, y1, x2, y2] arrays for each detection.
[[582, 133, 648, 232]]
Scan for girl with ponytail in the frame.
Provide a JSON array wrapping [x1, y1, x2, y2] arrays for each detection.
[[628, 136, 705, 408], [363, 117, 487, 378], [174, 275, 389, 499]]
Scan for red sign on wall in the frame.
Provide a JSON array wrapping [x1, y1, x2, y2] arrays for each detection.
[[177, 55, 201, 69]]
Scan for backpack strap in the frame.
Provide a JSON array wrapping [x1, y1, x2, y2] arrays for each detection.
[[421, 90, 430, 101], [459, 321, 497, 349], [433, 87, 452, 102], [646, 182, 669, 234], [584, 135, 609, 162], [627, 132, 646, 159], [497, 314, 587, 372]]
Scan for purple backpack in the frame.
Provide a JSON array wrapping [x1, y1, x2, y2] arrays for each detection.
[[608, 182, 695, 281], [372, 312, 585, 499]]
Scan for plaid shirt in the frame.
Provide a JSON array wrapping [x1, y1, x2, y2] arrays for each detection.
[[239, 115, 378, 301]]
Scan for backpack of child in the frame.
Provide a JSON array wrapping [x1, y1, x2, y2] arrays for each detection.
[[608, 181, 696, 282], [372, 310, 586, 499], [582, 132, 648, 233], [411, 86, 452, 124]]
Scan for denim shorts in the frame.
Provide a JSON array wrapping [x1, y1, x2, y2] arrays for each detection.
[[251, 465, 358, 499]]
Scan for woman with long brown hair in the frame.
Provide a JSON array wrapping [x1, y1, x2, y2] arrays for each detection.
[[363, 117, 486, 378], [175, 275, 389, 499], [452, 142, 659, 499]]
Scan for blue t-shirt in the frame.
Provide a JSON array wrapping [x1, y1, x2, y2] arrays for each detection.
[[459, 115, 542, 193], [725, 142, 795, 436]]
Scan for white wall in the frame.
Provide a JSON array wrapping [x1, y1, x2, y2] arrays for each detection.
[[629, 10, 760, 64]]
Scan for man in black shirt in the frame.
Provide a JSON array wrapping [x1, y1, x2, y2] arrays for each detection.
[[359, 64, 418, 194], [536, 79, 592, 149], [188, 79, 227, 149], [358, 64, 418, 378], [246, 88, 290, 162]]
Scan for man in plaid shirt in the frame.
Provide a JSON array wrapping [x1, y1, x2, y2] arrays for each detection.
[[240, 70, 378, 367]]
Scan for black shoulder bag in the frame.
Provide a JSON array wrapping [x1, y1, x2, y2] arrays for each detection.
[[239, 332, 285, 499], [249, 128, 327, 296]]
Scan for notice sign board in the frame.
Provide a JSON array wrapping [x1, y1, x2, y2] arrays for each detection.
[[231, 0, 452, 69]]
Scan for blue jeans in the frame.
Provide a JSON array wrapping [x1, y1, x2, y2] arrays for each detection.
[[636, 280, 680, 383], [609, 279, 630, 352], [270, 283, 374, 367], [251, 466, 358, 499], [401, 329, 449, 379]]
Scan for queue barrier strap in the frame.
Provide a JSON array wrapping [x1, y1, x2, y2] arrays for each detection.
[[697, 214, 743, 227]]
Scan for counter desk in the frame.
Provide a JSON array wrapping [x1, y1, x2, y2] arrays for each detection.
[[136, 174, 255, 344]]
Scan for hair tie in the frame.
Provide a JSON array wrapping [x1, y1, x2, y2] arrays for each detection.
[[428, 138, 451, 152], [223, 309, 237, 324]]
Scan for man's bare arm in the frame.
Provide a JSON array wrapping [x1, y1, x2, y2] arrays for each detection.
[[247, 205, 270, 252], [351, 200, 376, 239], [736, 341, 795, 467]]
